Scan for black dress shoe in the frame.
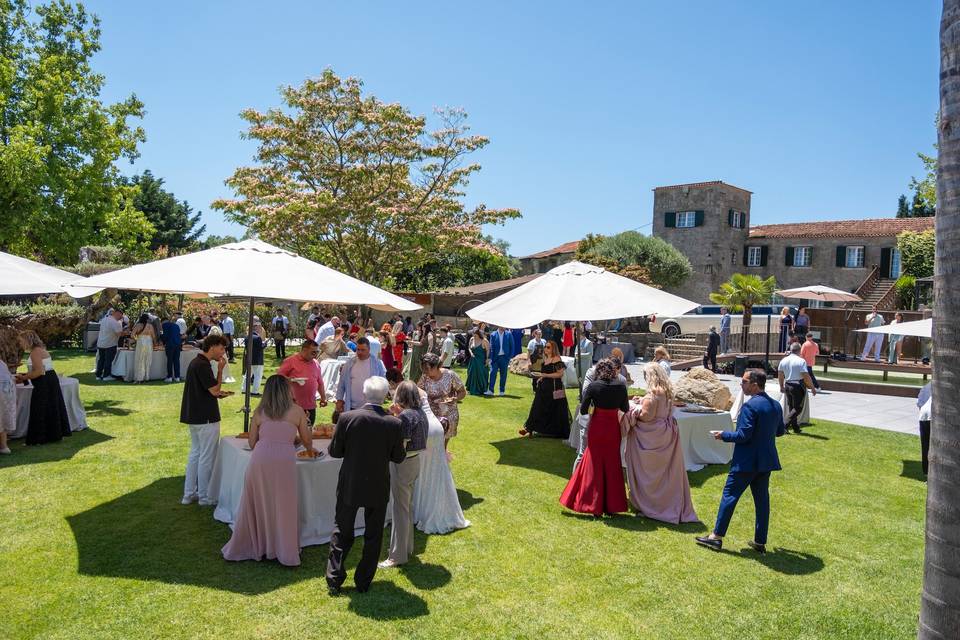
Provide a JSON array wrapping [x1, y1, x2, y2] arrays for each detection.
[[327, 585, 341, 597], [747, 540, 767, 554], [695, 536, 722, 551]]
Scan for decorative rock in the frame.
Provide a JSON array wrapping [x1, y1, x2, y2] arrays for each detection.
[[509, 353, 531, 376], [674, 368, 733, 410]]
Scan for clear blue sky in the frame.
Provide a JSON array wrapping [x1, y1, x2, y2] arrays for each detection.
[[84, 0, 940, 257]]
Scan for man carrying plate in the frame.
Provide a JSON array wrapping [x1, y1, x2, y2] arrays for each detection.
[[278, 338, 327, 425]]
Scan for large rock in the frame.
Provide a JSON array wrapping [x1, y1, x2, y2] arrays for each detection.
[[674, 368, 733, 410], [509, 353, 531, 376]]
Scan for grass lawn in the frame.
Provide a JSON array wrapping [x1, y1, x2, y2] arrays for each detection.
[[0, 349, 927, 639]]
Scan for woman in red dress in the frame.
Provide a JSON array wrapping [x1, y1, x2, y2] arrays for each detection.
[[392, 320, 406, 372], [560, 358, 629, 516], [561, 321, 574, 356]]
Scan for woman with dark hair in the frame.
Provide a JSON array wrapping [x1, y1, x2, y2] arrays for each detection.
[[465, 329, 490, 396], [562, 321, 574, 357], [16, 331, 71, 445], [560, 358, 628, 516], [520, 340, 570, 439], [131, 312, 156, 383], [222, 374, 311, 567], [407, 322, 432, 384], [418, 352, 466, 450]]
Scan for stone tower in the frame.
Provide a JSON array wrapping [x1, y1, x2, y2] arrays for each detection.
[[651, 181, 752, 303]]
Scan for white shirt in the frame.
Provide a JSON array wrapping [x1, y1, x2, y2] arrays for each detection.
[[366, 336, 381, 359], [527, 338, 546, 354], [440, 336, 455, 367], [496, 330, 506, 356], [866, 313, 885, 328], [778, 353, 808, 382], [176, 318, 187, 333], [222, 316, 235, 335], [97, 316, 123, 348], [349, 358, 372, 410], [917, 382, 932, 410], [658, 360, 672, 378], [317, 321, 336, 343]]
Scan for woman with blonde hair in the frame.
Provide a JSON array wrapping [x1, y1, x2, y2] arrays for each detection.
[[130, 312, 156, 383], [778, 306, 793, 352], [16, 331, 71, 445], [653, 346, 672, 378], [621, 363, 699, 524]]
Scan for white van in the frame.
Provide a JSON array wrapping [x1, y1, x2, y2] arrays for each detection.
[[649, 305, 798, 338]]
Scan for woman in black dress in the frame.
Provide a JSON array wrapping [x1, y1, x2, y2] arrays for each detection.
[[16, 331, 70, 445], [520, 340, 570, 438], [778, 306, 793, 352]]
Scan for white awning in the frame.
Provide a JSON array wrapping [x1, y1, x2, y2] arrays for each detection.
[[0, 251, 100, 297]]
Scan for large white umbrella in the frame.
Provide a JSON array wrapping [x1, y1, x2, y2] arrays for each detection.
[[776, 284, 862, 303], [68, 239, 421, 429], [857, 317, 932, 338], [466, 261, 699, 327], [0, 250, 99, 297]]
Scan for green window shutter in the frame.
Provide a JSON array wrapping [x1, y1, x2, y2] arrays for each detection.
[[742, 247, 749, 266], [785, 246, 795, 266], [760, 246, 768, 266], [728, 210, 734, 226], [808, 246, 814, 265], [880, 247, 891, 277], [694, 210, 705, 227], [836, 246, 846, 267], [664, 212, 676, 228]]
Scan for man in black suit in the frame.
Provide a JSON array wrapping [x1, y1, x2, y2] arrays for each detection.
[[326, 376, 406, 595]]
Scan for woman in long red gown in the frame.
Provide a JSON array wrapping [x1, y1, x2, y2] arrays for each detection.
[[560, 358, 629, 516]]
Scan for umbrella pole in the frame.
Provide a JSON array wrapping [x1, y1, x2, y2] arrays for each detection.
[[243, 296, 255, 433], [764, 312, 771, 371], [575, 324, 582, 402]]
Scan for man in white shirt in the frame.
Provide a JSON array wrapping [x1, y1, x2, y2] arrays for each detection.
[[860, 305, 885, 362], [221, 312, 236, 362], [336, 338, 387, 412], [917, 381, 932, 475], [317, 316, 340, 344], [96, 309, 126, 381], [439, 327, 455, 368], [777, 342, 816, 434], [307, 306, 321, 326], [364, 328, 381, 360], [175, 312, 187, 334]]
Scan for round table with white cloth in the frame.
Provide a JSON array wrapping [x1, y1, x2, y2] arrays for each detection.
[[209, 437, 389, 547], [730, 388, 811, 426], [559, 356, 579, 388], [111, 348, 201, 381], [320, 359, 344, 397], [13, 376, 88, 438]]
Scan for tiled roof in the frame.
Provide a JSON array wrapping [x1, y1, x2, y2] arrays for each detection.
[[749, 217, 935, 239], [653, 180, 753, 194], [431, 273, 542, 296], [519, 240, 580, 260]]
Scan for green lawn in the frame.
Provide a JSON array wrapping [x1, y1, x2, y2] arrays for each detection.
[[0, 350, 926, 639]]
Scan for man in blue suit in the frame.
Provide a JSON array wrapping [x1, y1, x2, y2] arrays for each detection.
[[485, 326, 514, 396], [696, 368, 785, 553]]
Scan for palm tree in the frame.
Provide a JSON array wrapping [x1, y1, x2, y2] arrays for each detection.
[[709, 273, 777, 352], [919, 3, 960, 637]]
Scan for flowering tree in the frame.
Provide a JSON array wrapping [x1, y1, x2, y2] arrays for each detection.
[[213, 69, 520, 286]]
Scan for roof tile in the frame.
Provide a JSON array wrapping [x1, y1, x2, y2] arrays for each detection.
[[749, 217, 934, 239]]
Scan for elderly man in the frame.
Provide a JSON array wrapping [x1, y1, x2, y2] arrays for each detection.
[[719, 307, 731, 354], [317, 315, 340, 344], [336, 338, 387, 413], [778, 342, 816, 434], [277, 338, 328, 425], [96, 308, 126, 381], [326, 376, 406, 595]]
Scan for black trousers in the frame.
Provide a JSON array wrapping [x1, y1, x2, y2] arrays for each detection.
[[919, 420, 931, 475], [806, 365, 820, 389], [274, 337, 286, 360], [224, 334, 234, 361], [703, 351, 717, 371], [96, 346, 117, 379], [784, 381, 806, 431], [326, 499, 388, 591], [306, 409, 316, 426]]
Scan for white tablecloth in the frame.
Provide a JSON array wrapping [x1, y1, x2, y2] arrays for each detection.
[[731, 388, 811, 426], [110, 349, 235, 383], [209, 437, 390, 547], [13, 377, 87, 438], [559, 356, 579, 388], [320, 359, 344, 397], [566, 408, 733, 472]]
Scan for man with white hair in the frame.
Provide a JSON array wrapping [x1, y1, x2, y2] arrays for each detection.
[[326, 376, 406, 595], [317, 315, 340, 344]]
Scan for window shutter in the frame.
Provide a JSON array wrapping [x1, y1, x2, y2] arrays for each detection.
[[807, 246, 814, 265], [694, 210, 705, 227], [760, 246, 768, 267], [785, 246, 795, 266], [742, 247, 749, 266], [880, 247, 891, 277], [836, 246, 846, 267], [728, 210, 734, 227], [664, 212, 676, 228]]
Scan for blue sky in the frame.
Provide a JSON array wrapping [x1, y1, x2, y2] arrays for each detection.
[[84, 1, 940, 257]]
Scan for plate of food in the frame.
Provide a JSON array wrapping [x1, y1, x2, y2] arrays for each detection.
[[681, 405, 723, 414], [289, 377, 307, 386], [296, 448, 322, 460], [235, 432, 250, 439], [312, 424, 335, 439]]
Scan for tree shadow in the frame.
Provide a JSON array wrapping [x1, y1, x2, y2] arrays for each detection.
[[67, 476, 326, 595], [686, 464, 729, 488], [1, 429, 112, 469], [456, 489, 484, 511], [793, 431, 829, 441], [491, 436, 574, 480], [84, 399, 132, 417], [900, 459, 927, 482], [398, 560, 452, 591], [739, 546, 825, 575], [343, 582, 429, 620]]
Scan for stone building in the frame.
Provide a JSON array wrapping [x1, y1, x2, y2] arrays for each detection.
[[517, 240, 579, 275], [651, 180, 935, 305]]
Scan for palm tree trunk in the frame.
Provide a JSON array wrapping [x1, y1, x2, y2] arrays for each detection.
[[742, 306, 752, 352], [919, 3, 960, 636]]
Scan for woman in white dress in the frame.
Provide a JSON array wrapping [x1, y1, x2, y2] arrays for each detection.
[[0, 325, 20, 454], [412, 388, 470, 535], [131, 313, 156, 383]]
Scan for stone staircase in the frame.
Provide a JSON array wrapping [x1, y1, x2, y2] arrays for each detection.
[[855, 276, 897, 310], [661, 336, 704, 361]]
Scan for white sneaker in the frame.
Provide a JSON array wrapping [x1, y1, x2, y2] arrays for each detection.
[[0, 447, 11, 455], [198, 499, 217, 506], [181, 495, 197, 505], [498, 391, 505, 396], [378, 559, 401, 569], [164, 378, 172, 383], [96, 377, 103, 381], [484, 390, 493, 396]]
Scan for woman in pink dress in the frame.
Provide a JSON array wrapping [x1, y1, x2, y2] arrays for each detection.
[[222, 374, 312, 566], [621, 363, 699, 524]]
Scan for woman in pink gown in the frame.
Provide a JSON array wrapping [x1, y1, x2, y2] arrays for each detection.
[[621, 363, 699, 524], [222, 375, 312, 566]]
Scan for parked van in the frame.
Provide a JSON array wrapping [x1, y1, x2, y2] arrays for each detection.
[[649, 305, 798, 338]]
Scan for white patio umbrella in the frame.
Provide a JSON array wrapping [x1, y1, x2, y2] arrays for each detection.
[[857, 317, 931, 338], [776, 285, 862, 303], [0, 250, 100, 297], [68, 239, 421, 429]]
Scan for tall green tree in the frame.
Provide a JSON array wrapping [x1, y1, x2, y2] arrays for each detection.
[[122, 170, 205, 252], [920, 3, 960, 636], [212, 69, 519, 286], [576, 230, 693, 289], [709, 273, 777, 351], [897, 194, 911, 218], [390, 244, 514, 291], [0, 0, 145, 264], [897, 229, 936, 278]]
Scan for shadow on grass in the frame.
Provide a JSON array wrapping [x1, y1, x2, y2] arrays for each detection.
[[901, 459, 927, 482], [491, 436, 574, 479], [85, 399, 132, 417], [740, 546, 826, 575], [1, 429, 112, 469], [793, 431, 829, 441], [560, 511, 707, 534], [456, 489, 484, 511], [344, 582, 429, 619], [398, 559, 452, 591], [687, 464, 729, 488]]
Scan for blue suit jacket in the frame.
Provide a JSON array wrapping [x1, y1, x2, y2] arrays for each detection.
[[722, 392, 785, 473], [489, 331, 514, 360]]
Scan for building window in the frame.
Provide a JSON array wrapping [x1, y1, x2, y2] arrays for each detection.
[[793, 246, 812, 267], [676, 211, 696, 228], [890, 248, 902, 278], [845, 246, 865, 268], [747, 246, 762, 267], [729, 210, 746, 229]]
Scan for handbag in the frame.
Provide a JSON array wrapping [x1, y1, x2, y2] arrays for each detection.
[[552, 377, 565, 400]]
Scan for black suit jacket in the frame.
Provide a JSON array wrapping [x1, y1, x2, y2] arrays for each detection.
[[328, 404, 406, 507]]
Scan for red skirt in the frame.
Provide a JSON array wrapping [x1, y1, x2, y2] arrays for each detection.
[[559, 408, 628, 515]]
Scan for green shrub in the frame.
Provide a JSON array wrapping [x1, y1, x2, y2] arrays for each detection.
[[895, 275, 917, 310], [578, 231, 693, 289], [72, 262, 125, 277], [0, 304, 29, 321], [0, 302, 86, 347], [79, 245, 127, 264], [897, 230, 935, 278]]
